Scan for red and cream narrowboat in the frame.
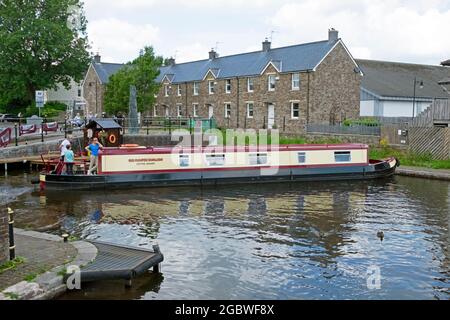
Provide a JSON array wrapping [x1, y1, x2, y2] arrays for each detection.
[[38, 144, 399, 190]]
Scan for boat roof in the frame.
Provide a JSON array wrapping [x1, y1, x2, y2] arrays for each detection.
[[102, 144, 368, 155]]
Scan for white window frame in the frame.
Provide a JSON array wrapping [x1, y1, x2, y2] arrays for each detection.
[[193, 104, 198, 118], [292, 73, 300, 90], [177, 105, 182, 118], [334, 151, 352, 163], [268, 75, 276, 91], [249, 153, 268, 166], [208, 81, 215, 95], [298, 152, 306, 164], [291, 102, 300, 119], [225, 79, 231, 93], [164, 85, 169, 97], [193, 82, 199, 96], [179, 154, 190, 167], [247, 78, 254, 92], [246, 102, 254, 119], [153, 106, 158, 117], [224, 103, 231, 118], [205, 154, 226, 167], [177, 85, 182, 96]]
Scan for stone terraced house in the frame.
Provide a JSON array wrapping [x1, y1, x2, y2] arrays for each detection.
[[83, 29, 362, 133]]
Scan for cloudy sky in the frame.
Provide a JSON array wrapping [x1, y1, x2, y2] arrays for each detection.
[[83, 0, 450, 65]]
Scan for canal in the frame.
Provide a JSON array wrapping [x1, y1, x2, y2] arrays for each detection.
[[1, 171, 449, 300]]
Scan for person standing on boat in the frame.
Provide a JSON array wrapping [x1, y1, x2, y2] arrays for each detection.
[[64, 144, 75, 175], [85, 137, 103, 175], [59, 136, 71, 162]]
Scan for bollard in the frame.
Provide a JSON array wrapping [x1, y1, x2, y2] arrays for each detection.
[[8, 208, 15, 260], [14, 124, 18, 146], [41, 120, 44, 142], [62, 233, 69, 243]]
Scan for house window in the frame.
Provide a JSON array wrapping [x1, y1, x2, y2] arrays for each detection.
[[164, 85, 169, 97], [177, 85, 182, 96], [225, 103, 232, 118], [193, 104, 198, 117], [179, 155, 190, 167], [77, 88, 82, 97], [298, 152, 306, 164], [205, 154, 225, 166], [291, 102, 300, 119], [292, 73, 300, 90], [247, 103, 254, 118], [334, 151, 351, 162], [225, 79, 231, 93], [193, 82, 199, 96], [208, 81, 215, 94], [153, 106, 158, 117], [249, 153, 268, 166], [268, 75, 276, 91], [177, 105, 183, 117], [247, 78, 254, 92]]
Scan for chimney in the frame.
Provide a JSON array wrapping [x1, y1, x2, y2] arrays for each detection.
[[328, 28, 339, 43], [262, 38, 271, 52], [166, 57, 176, 66], [209, 49, 218, 60], [94, 53, 101, 63], [441, 59, 450, 67]]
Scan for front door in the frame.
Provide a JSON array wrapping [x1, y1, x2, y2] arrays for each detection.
[[208, 105, 214, 119], [268, 104, 275, 129]]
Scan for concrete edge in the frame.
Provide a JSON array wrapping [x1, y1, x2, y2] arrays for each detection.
[[0, 229, 97, 300], [396, 168, 450, 181]]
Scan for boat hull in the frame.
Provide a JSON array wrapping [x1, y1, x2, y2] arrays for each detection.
[[39, 158, 399, 190]]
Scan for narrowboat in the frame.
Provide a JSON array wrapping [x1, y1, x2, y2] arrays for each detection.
[[37, 144, 399, 190]]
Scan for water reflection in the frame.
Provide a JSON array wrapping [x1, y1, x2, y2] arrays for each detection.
[[1, 172, 449, 300]]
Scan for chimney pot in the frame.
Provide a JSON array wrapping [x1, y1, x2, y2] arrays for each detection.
[[167, 57, 176, 66], [328, 28, 339, 43], [94, 53, 101, 63], [262, 38, 271, 52]]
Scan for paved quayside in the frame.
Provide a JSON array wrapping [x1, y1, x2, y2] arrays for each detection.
[[396, 166, 450, 181], [0, 229, 97, 300]]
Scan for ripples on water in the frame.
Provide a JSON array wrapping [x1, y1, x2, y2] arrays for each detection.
[[1, 172, 449, 300]]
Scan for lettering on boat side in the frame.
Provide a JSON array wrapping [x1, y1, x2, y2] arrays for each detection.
[[128, 158, 164, 163]]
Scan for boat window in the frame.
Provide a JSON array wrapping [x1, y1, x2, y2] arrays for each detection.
[[335, 151, 351, 162], [205, 154, 225, 166], [249, 153, 268, 165], [179, 155, 190, 167], [298, 152, 306, 163]]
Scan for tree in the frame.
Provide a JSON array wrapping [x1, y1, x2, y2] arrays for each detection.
[[0, 0, 90, 108], [104, 46, 163, 115]]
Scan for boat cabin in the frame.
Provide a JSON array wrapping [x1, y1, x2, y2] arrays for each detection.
[[84, 119, 122, 148]]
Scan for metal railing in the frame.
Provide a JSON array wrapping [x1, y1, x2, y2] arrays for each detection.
[[307, 124, 381, 136]]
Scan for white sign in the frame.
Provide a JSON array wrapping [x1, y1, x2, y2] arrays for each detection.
[[35, 90, 46, 108]]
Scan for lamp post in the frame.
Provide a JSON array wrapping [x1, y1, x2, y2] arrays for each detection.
[[412, 77, 424, 119]]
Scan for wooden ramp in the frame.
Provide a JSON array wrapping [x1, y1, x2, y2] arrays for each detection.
[[78, 241, 163, 286]]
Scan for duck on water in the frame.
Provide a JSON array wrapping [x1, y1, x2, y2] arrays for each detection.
[[34, 143, 399, 191]]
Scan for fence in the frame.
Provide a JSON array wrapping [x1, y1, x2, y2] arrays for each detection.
[[306, 124, 381, 136], [410, 99, 449, 127], [408, 127, 450, 160], [141, 117, 217, 134]]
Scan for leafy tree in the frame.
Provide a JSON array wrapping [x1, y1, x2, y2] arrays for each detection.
[[0, 0, 90, 109], [104, 46, 163, 115]]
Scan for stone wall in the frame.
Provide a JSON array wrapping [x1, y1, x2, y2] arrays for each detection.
[[83, 65, 105, 117], [0, 209, 8, 264]]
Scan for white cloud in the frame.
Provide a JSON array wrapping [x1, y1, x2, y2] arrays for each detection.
[[169, 42, 211, 63], [88, 18, 160, 63], [269, 0, 450, 64]]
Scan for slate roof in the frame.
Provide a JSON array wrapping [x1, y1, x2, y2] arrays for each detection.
[[357, 59, 450, 100], [156, 40, 338, 84], [92, 62, 125, 84]]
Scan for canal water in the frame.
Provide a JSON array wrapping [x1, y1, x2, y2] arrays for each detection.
[[1, 171, 449, 300]]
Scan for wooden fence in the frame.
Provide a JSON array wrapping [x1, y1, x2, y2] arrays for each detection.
[[306, 124, 380, 136], [408, 127, 450, 160], [410, 99, 449, 127]]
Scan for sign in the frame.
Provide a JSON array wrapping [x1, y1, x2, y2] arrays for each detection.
[[35, 90, 46, 108]]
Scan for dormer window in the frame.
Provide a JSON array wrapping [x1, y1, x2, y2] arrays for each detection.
[[209, 81, 215, 94], [268, 75, 276, 91]]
